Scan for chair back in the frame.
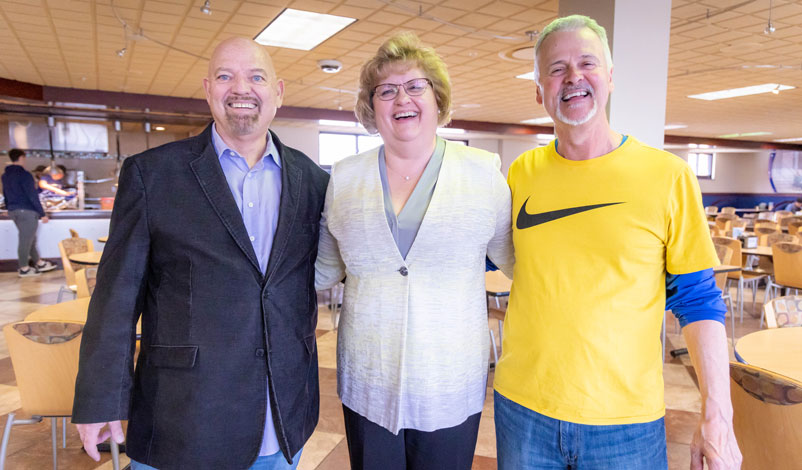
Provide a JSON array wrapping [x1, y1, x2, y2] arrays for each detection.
[[25, 297, 91, 323], [762, 295, 802, 329], [772, 242, 802, 290], [715, 214, 735, 232], [2, 321, 83, 416], [713, 244, 733, 289], [757, 211, 777, 221], [729, 362, 802, 470], [775, 210, 794, 226], [57, 237, 94, 286], [786, 216, 802, 235], [766, 232, 799, 247], [721, 207, 737, 215], [712, 237, 743, 280], [704, 206, 719, 216], [756, 227, 780, 246], [75, 267, 98, 298]]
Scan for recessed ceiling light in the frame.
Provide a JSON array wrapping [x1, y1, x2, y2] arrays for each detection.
[[521, 117, 553, 125], [459, 103, 481, 108], [664, 124, 687, 130], [774, 137, 802, 142], [718, 131, 772, 138], [254, 8, 356, 51], [516, 71, 535, 80], [154, 126, 165, 131], [688, 83, 794, 100]]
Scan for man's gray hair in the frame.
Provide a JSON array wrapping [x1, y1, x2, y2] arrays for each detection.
[[533, 15, 613, 81]]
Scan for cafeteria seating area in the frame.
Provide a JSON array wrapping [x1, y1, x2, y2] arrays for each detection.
[[0, 255, 784, 469]]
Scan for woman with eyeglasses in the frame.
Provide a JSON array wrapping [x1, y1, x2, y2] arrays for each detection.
[[315, 32, 513, 469]]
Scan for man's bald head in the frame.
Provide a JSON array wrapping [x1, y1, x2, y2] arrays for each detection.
[[203, 37, 284, 144]]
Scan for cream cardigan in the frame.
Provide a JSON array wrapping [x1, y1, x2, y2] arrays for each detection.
[[315, 141, 513, 434]]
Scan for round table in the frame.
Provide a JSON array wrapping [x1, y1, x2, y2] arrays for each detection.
[[735, 328, 802, 382], [69, 251, 103, 265], [98, 236, 108, 243]]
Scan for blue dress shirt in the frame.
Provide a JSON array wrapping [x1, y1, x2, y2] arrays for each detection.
[[211, 124, 282, 456]]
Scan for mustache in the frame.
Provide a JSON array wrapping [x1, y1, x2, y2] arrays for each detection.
[[225, 94, 260, 106], [560, 84, 594, 98]]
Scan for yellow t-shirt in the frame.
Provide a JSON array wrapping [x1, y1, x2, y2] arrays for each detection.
[[494, 136, 718, 425]]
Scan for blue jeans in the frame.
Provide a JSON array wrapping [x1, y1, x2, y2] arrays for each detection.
[[130, 449, 302, 470], [494, 391, 667, 470]]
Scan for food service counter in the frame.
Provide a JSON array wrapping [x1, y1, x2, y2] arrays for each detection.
[[0, 210, 111, 260]]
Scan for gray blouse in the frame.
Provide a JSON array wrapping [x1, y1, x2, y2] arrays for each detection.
[[378, 137, 446, 259]]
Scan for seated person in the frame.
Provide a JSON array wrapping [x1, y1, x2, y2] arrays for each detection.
[[38, 165, 72, 197], [776, 197, 802, 213]]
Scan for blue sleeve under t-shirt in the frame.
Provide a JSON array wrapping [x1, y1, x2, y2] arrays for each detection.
[[665, 268, 727, 328]]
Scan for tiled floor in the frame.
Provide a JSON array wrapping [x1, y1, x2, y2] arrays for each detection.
[[0, 269, 764, 469]]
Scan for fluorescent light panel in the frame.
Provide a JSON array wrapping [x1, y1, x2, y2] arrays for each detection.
[[437, 128, 466, 134], [774, 137, 802, 142], [516, 71, 535, 80], [664, 124, 687, 130], [718, 131, 772, 138], [255, 9, 355, 51], [521, 117, 553, 125], [688, 83, 794, 101]]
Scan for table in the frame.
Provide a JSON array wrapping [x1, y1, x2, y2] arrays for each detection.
[[742, 246, 772, 257], [714, 265, 741, 274], [735, 328, 802, 382], [69, 251, 103, 265], [485, 270, 512, 296], [98, 236, 108, 243]]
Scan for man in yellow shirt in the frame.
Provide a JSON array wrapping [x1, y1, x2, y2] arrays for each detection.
[[494, 15, 742, 470]]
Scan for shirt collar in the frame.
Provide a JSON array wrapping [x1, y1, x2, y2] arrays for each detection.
[[211, 123, 281, 169]]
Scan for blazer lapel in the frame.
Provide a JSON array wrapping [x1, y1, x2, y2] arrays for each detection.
[[189, 125, 261, 274], [266, 131, 302, 282]]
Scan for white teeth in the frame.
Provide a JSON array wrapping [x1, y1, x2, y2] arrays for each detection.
[[230, 102, 256, 109], [562, 90, 589, 100], [393, 111, 418, 119]]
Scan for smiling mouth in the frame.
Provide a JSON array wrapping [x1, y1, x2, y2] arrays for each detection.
[[561, 90, 590, 102], [393, 111, 418, 120], [228, 102, 257, 109]]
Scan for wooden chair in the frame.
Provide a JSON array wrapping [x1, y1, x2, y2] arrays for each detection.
[[786, 216, 802, 235], [729, 362, 802, 470], [75, 267, 97, 299], [762, 295, 802, 329], [764, 242, 802, 326], [721, 207, 737, 215], [485, 270, 512, 365], [704, 206, 719, 216], [0, 322, 120, 470], [24, 297, 90, 323], [755, 227, 780, 246], [766, 232, 799, 247], [775, 210, 793, 226], [715, 214, 736, 233], [56, 237, 94, 303], [712, 237, 766, 323]]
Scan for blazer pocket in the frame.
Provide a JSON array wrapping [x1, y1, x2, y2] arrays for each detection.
[[147, 345, 199, 369]]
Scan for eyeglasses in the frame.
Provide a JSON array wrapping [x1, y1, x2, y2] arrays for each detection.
[[372, 78, 432, 101]]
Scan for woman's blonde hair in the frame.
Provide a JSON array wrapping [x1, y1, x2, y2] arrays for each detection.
[[355, 32, 452, 134]]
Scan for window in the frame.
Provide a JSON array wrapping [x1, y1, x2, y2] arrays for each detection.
[[318, 133, 385, 166], [688, 152, 715, 179]]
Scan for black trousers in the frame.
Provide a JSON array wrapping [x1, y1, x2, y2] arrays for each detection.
[[342, 405, 482, 470]]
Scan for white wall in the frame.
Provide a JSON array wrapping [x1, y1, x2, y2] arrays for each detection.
[[670, 148, 774, 194]]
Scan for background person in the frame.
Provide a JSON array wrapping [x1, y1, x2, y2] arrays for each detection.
[[315, 32, 514, 470], [38, 164, 72, 197], [1, 148, 57, 276], [72, 37, 329, 470], [494, 15, 741, 470]]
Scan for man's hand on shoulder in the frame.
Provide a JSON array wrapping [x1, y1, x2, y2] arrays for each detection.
[[690, 400, 742, 470], [76, 421, 125, 461]]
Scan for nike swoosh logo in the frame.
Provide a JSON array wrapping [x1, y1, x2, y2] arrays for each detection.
[[516, 198, 624, 230]]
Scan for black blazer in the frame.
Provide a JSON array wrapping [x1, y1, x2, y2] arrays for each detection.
[[73, 124, 329, 469]]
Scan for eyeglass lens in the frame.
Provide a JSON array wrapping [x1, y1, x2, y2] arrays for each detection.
[[374, 78, 430, 101]]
